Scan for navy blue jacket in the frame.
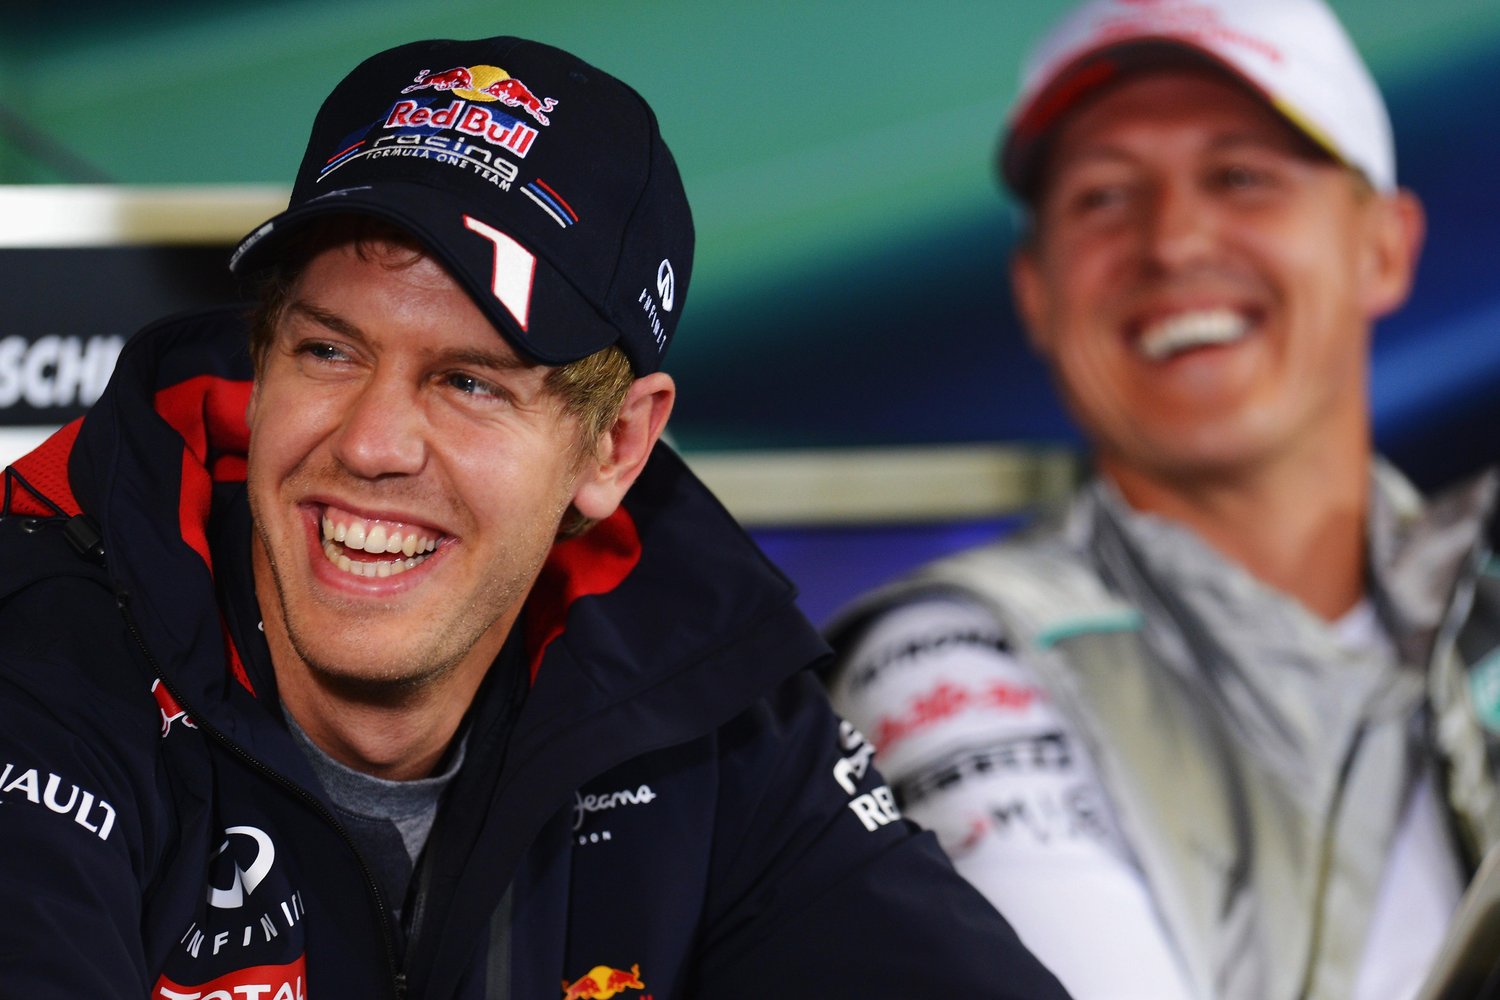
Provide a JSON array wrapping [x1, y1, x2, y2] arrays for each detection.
[[0, 307, 1068, 999]]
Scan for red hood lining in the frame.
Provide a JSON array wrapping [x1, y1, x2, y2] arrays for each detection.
[[7, 418, 84, 518], [523, 511, 642, 683], [156, 377, 255, 694]]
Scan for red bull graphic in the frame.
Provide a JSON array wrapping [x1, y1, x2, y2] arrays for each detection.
[[403, 66, 475, 94], [153, 677, 197, 738], [561, 962, 646, 1000], [478, 76, 558, 125], [402, 64, 558, 125]]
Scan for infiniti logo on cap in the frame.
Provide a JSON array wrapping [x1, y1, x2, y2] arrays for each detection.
[[656, 259, 675, 313]]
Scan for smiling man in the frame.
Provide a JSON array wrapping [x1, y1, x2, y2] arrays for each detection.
[[241, 229, 642, 783], [0, 36, 1068, 999], [827, 2, 1500, 998]]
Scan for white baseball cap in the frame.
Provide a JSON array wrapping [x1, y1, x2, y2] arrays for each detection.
[[1000, 0, 1396, 198]]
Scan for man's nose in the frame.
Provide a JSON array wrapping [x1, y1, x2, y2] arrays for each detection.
[[330, 374, 427, 479], [1141, 180, 1219, 275]]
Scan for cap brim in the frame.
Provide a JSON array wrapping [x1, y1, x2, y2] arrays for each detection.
[[230, 180, 619, 368], [1000, 40, 1298, 201]]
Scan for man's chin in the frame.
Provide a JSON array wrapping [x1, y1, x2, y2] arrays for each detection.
[[291, 637, 462, 705]]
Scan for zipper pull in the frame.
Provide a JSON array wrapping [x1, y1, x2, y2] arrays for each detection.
[[64, 513, 106, 564], [394, 971, 408, 1000]]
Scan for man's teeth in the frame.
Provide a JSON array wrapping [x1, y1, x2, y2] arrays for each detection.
[[1138, 308, 1250, 361], [321, 514, 439, 577]]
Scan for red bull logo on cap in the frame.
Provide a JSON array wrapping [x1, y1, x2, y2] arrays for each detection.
[[561, 962, 646, 1000], [318, 63, 552, 184], [403, 64, 559, 125]]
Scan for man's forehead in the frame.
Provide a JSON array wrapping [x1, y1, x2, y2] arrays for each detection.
[[1042, 67, 1325, 169]]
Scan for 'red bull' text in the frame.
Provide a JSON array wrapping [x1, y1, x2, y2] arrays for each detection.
[[384, 99, 538, 158]]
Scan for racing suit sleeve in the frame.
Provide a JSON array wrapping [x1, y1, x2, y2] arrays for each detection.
[[828, 595, 1194, 1000], [0, 580, 165, 997], [689, 668, 1071, 999]]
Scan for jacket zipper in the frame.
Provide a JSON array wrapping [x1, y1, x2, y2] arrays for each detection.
[[116, 590, 409, 1000]]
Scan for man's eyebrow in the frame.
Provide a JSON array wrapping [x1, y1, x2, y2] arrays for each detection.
[[1045, 144, 1134, 180], [433, 346, 534, 373], [285, 300, 534, 373], [287, 300, 363, 339], [1052, 139, 1136, 166]]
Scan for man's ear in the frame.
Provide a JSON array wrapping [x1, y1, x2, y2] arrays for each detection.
[[1010, 244, 1053, 356], [1360, 188, 1425, 320], [571, 372, 676, 521]]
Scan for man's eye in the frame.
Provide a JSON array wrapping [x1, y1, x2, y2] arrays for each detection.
[[444, 372, 505, 400], [1214, 164, 1271, 191], [1071, 185, 1128, 214], [298, 341, 347, 362]]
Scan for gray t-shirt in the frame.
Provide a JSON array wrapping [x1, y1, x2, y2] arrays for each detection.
[[285, 709, 467, 941]]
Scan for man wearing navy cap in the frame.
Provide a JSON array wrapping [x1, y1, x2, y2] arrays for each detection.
[[0, 36, 1067, 998], [829, 1, 1500, 997]]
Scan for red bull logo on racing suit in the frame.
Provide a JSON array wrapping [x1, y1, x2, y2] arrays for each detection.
[[561, 962, 646, 1000]]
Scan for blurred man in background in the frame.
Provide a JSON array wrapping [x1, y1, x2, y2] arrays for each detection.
[[828, 1, 1500, 997]]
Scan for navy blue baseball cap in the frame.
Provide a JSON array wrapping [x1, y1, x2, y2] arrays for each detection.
[[231, 36, 694, 375]]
